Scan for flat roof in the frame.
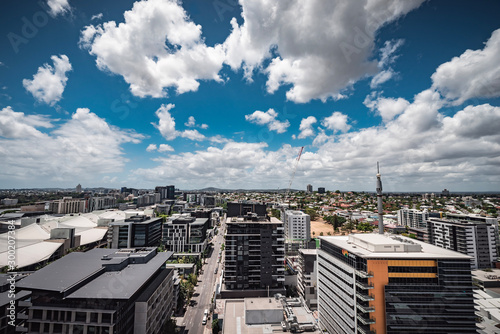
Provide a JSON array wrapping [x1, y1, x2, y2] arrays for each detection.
[[245, 297, 282, 311], [320, 234, 471, 259], [68, 252, 171, 299], [472, 269, 500, 282], [16, 248, 173, 299], [299, 249, 317, 255], [16, 248, 115, 292]]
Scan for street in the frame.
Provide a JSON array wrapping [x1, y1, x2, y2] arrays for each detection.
[[180, 217, 225, 334]]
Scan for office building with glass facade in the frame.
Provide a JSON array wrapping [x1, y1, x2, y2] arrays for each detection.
[[318, 234, 476, 334]]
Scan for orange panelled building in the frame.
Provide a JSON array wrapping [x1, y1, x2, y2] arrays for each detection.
[[317, 234, 476, 334]]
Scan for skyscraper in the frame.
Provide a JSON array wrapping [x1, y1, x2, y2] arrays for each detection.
[[317, 234, 476, 334], [223, 213, 285, 297]]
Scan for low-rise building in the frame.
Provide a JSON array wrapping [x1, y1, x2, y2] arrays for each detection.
[[15, 248, 174, 334], [162, 215, 209, 253], [49, 197, 87, 214], [107, 216, 162, 249]]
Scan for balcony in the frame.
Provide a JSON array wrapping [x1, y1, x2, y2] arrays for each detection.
[[18, 301, 32, 307], [358, 326, 376, 334], [356, 281, 374, 290], [357, 314, 375, 325], [357, 304, 375, 313], [17, 312, 28, 320], [355, 270, 374, 278], [356, 292, 374, 302]]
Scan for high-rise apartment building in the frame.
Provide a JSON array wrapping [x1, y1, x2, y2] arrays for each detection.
[[397, 208, 429, 228], [307, 184, 313, 193], [297, 248, 317, 310], [155, 185, 175, 200], [318, 234, 476, 334], [16, 248, 174, 334], [223, 214, 285, 297], [281, 210, 311, 251], [427, 217, 498, 269]]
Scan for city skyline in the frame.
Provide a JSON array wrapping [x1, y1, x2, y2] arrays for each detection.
[[1, 0, 500, 192]]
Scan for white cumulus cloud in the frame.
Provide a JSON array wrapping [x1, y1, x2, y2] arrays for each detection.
[[245, 108, 290, 134], [223, 0, 423, 103], [152, 104, 221, 142], [364, 92, 410, 123], [22, 55, 72, 106], [321, 112, 351, 133], [146, 144, 157, 152], [0, 107, 143, 186], [0, 107, 53, 138], [432, 28, 500, 105], [158, 144, 174, 152], [80, 0, 225, 98], [46, 0, 71, 17], [297, 116, 317, 139]]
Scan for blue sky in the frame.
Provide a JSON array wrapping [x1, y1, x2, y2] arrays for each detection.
[[1, 0, 500, 192]]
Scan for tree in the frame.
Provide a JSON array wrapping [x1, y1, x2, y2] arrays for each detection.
[[271, 208, 281, 219], [343, 222, 355, 233], [162, 317, 177, 333], [312, 231, 316, 237], [188, 273, 198, 286], [320, 232, 324, 236], [304, 207, 318, 220], [357, 222, 374, 232], [212, 319, 220, 334]]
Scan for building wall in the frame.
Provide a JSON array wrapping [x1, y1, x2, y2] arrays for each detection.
[[224, 217, 285, 291], [134, 269, 174, 334], [317, 249, 356, 334]]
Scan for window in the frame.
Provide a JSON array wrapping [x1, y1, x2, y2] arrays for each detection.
[[75, 312, 86, 322]]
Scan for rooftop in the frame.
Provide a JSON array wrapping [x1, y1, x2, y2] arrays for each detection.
[[320, 233, 471, 259], [17, 248, 173, 299], [299, 249, 318, 255]]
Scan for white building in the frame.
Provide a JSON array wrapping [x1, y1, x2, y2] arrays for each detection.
[[88, 196, 117, 212], [282, 210, 311, 243], [427, 217, 498, 269], [397, 208, 429, 228], [49, 197, 87, 214]]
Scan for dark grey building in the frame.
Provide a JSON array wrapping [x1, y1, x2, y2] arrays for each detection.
[[297, 249, 317, 310], [227, 202, 267, 217], [317, 187, 325, 194], [155, 185, 175, 200], [223, 214, 285, 298], [15, 248, 174, 334], [107, 216, 162, 249], [0, 274, 31, 334]]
